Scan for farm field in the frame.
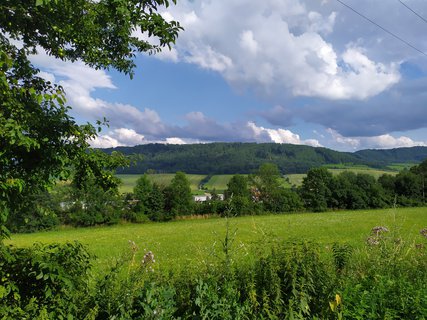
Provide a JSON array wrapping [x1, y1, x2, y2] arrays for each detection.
[[328, 167, 398, 179], [285, 167, 398, 187], [119, 165, 399, 192], [202, 174, 234, 192], [117, 173, 206, 194], [7, 207, 426, 274]]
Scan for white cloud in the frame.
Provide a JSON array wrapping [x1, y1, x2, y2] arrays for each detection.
[[184, 44, 233, 72], [90, 128, 145, 148], [37, 71, 56, 83], [327, 128, 427, 150], [247, 122, 321, 146], [239, 30, 258, 55], [165, 137, 189, 144], [30, 50, 168, 138], [161, 0, 400, 100], [308, 11, 336, 35], [91, 135, 121, 148]]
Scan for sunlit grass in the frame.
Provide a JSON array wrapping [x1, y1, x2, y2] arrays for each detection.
[[7, 207, 426, 275]]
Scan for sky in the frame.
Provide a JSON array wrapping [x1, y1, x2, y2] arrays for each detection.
[[32, 0, 427, 151]]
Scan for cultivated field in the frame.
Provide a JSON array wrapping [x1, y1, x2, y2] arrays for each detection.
[[202, 174, 234, 192], [7, 207, 426, 274], [117, 173, 206, 194], [119, 165, 399, 192]]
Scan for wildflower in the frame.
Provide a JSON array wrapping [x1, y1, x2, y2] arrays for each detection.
[[128, 240, 138, 253], [371, 226, 389, 235], [366, 236, 380, 246], [329, 294, 342, 312], [142, 250, 155, 265]]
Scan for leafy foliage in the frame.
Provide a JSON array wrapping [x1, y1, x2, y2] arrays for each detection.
[[0, 241, 92, 319], [0, 0, 181, 236]]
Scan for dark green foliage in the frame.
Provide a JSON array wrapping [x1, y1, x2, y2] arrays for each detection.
[[332, 242, 352, 273], [355, 146, 427, 165], [6, 191, 60, 233], [300, 167, 333, 212], [64, 180, 122, 227], [0, 241, 91, 319], [110, 143, 427, 175], [330, 172, 388, 210], [146, 183, 166, 221], [225, 174, 251, 199], [193, 199, 227, 215], [169, 171, 193, 216], [1, 0, 181, 76], [133, 174, 153, 214], [272, 188, 304, 213], [251, 163, 282, 210], [225, 174, 255, 216]]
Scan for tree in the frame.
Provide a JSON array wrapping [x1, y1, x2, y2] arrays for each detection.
[[168, 171, 193, 216], [251, 163, 299, 212], [394, 169, 422, 205], [300, 167, 333, 212], [410, 158, 427, 203], [250, 163, 281, 209], [225, 174, 253, 216], [0, 0, 182, 238], [225, 175, 250, 199], [146, 183, 165, 221], [133, 174, 153, 214]]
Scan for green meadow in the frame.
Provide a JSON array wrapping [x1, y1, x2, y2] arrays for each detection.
[[202, 174, 234, 192], [117, 173, 206, 194], [119, 164, 398, 193], [285, 167, 397, 187], [7, 207, 426, 274]]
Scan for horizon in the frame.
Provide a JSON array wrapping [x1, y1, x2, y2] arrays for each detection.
[[99, 141, 427, 153]]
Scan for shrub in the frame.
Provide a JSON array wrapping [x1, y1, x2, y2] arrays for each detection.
[[0, 242, 91, 319]]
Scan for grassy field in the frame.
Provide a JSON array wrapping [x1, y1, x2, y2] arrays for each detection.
[[7, 207, 426, 274], [119, 164, 401, 192], [284, 167, 398, 187], [117, 174, 207, 194], [328, 168, 397, 179], [202, 174, 234, 192]]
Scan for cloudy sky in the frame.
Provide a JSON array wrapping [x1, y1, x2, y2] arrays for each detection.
[[33, 0, 427, 151]]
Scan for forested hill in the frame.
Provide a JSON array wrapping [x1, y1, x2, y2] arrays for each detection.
[[354, 146, 427, 164], [103, 143, 427, 174]]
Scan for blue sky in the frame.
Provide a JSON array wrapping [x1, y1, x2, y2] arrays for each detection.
[[33, 0, 427, 151]]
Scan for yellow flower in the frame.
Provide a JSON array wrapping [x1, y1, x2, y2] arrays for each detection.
[[335, 294, 342, 306]]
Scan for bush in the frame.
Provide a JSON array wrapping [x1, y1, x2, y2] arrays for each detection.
[[0, 242, 91, 319]]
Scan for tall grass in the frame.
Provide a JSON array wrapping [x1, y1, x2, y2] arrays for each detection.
[[7, 207, 426, 274]]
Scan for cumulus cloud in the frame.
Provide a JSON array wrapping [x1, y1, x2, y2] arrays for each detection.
[[160, 0, 400, 100], [90, 128, 145, 148], [31, 50, 168, 138], [327, 129, 427, 150], [247, 122, 321, 146]]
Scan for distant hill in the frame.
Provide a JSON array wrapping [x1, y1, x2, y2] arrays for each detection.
[[354, 146, 427, 165], [103, 143, 427, 175]]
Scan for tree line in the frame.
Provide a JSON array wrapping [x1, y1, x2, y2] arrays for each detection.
[[8, 158, 427, 233]]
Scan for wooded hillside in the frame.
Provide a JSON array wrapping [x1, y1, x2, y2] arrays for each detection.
[[103, 143, 427, 174]]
